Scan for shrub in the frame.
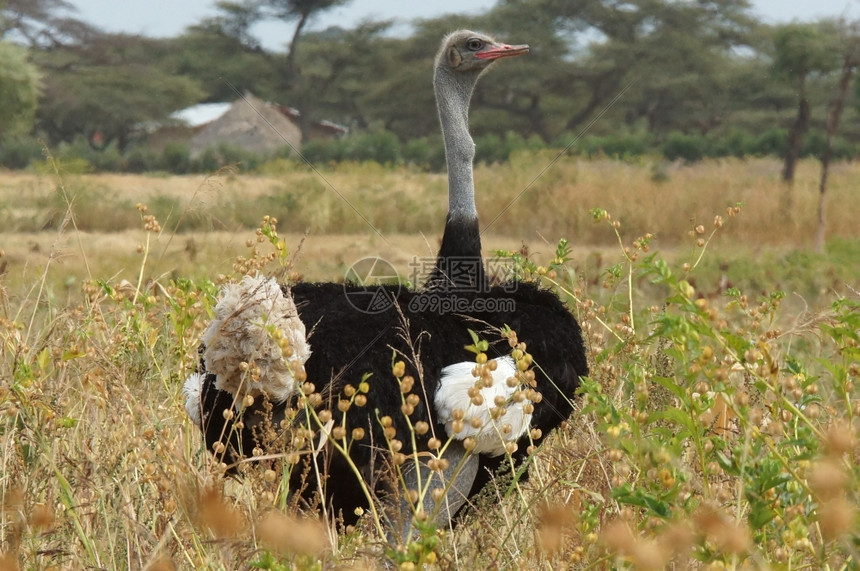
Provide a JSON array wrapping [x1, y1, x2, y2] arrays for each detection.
[[706, 129, 757, 159], [797, 131, 854, 160], [568, 132, 654, 159], [348, 131, 401, 164], [752, 128, 788, 157], [162, 142, 192, 174], [192, 148, 220, 173], [402, 137, 438, 170], [222, 143, 264, 171], [474, 133, 505, 164], [87, 144, 126, 172], [301, 137, 345, 165], [0, 134, 44, 169], [51, 136, 125, 172], [125, 146, 160, 173], [662, 131, 709, 162]]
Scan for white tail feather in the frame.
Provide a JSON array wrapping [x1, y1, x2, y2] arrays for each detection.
[[434, 356, 531, 456]]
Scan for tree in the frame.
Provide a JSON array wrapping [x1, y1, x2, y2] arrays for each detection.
[[576, 0, 758, 136], [258, 0, 351, 83], [815, 21, 860, 252], [1, 0, 97, 47], [199, 0, 353, 140], [442, 0, 760, 143], [771, 23, 838, 190], [0, 41, 41, 137], [290, 23, 393, 132], [34, 34, 204, 150], [168, 28, 279, 102]]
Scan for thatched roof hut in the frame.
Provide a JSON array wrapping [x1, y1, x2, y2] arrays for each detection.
[[188, 93, 302, 158]]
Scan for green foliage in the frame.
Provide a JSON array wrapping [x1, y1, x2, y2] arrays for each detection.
[[7, 0, 859, 172], [711, 129, 757, 158], [0, 42, 41, 137], [124, 146, 160, 173], [473, 131, 541, 164], [559, 208, 860, 568], [33, 35, 204, 150], [43, 136, 122, 172], [754, 128, 789, 157], [342, 131, 401, 164], [571, 132, 655, 160], [662, 132, 709, 163], [300, 131, 403, 166], [161, 142, 192, 174], [0, 134, 44, 169], [772, 23, 840, 81], [213, 142, 264, 170], [401, 137, 444, 170]]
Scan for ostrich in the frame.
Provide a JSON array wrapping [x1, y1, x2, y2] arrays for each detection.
[[184, 31, 587, 535], [424, 32, 528, 292]]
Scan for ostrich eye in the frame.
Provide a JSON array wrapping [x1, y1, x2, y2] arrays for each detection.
[[466, 38, 484, 51]]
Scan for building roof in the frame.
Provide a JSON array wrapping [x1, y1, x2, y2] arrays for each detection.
[[171, 102, 232, 127]]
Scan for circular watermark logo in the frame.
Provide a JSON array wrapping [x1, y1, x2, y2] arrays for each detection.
[[343, 257, 401, 314]]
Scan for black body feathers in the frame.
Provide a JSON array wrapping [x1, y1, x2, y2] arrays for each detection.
[[196, 280, 587, 524]]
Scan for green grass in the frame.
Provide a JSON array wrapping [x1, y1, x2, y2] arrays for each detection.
[[0, 157, 858, 569]]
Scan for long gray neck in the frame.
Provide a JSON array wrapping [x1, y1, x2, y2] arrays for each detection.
[[434, 66, 479, 220]]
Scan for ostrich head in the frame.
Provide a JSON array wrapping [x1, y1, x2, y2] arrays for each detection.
[[433, 30, 528, 223], [434, 30, 529, 77]]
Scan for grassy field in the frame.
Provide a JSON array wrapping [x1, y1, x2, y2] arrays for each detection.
[[0, 156, 859, 569]]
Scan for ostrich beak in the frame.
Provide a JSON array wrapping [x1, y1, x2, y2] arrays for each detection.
[[476, 42, 530, 60]]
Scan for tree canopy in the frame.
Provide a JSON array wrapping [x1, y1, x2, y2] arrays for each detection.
[[1, 0, 859, 166], [0, 41, 41, 137]]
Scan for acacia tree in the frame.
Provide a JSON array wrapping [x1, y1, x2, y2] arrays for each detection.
[[449, 0, 760, 143], [815, 21, 860, 252], [260, 0, 351, 82], [1, 0, 97, 46], [35, 34, 203, 150], [771, 23, 838, 190], [200, 0, 352, 140]]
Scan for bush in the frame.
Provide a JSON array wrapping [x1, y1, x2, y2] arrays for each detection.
[[714, 129, 757, 158], [402, 137, 440, 170], [192, 148, 221, 173], [223, 143, 262, 170], [300, 137, 345, 165], [568, 132, 654, 159], [301, 131, 404, 166], [345, 131, 401, 164], [752, 128, 787, 157], [125, 146, 160, 173], [88, 144, 125, 172], [162, 142, 191, 174], [52, 136, 125, 172], [166, 143, 264, 173], [474, 131, 546, 164], [474, 133, 505, 164], [661, 131, 709, 162], [0, 134, 43, 169]]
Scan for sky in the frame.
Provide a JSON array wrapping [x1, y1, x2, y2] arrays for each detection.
[[65, 0, 860, 50]]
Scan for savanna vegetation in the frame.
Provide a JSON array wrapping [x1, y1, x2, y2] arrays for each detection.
[[0, 155, 859, 569], [1, 0, 860, 569], [2, 0, 860, 175]]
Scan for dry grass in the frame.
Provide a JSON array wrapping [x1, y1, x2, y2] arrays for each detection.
[[0, 157, 858, 569], [1, 156, 858, 307], [2, 155, 857, 242]]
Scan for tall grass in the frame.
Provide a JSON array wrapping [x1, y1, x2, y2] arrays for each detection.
[[0, 157, 858, 568], [2, 156, 857, 245]]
